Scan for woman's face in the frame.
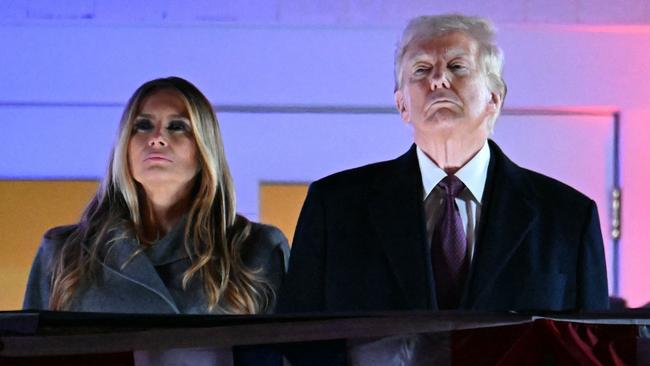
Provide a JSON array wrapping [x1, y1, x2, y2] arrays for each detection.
[[128, 89, 200, 194]]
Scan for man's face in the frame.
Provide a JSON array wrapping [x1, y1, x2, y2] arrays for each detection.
[[395, 31, 499, 143]]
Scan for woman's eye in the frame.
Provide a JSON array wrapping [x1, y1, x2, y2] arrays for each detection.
[[168, 120, 189, 132], [133, 119, 153, 132]]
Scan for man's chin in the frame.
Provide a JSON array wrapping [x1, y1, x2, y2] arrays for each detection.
[[424, 109, 462, 124]]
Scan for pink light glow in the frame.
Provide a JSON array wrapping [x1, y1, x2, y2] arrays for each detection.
[[506, 23, 650, 34], [619, 108, 650, 308]]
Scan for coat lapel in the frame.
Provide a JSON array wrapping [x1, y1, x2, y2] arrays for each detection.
[[368, 145, 433, 309], [87, 229, 180, 313], [463, 140, 538, 308]]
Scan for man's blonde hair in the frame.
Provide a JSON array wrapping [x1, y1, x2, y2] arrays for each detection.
[[394, 14, 507, 130]]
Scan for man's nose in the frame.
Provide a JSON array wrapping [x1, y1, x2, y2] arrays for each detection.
[[430, 69, 451, 90]]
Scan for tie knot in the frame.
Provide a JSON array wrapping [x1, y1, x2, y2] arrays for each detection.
[[438, 175, 465, 197]]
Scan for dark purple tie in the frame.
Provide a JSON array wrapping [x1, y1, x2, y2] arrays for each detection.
[[430, 175, 468, 309]]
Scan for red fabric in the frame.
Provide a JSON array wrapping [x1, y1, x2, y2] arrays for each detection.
[[537, 319, 636, 366], [451, 322, 542, 366], [450, 319, 637, 366]]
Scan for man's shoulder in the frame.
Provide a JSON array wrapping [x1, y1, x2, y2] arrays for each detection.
[[490, 140, 594, 207], [318, 160, 391, 183], [518, 166, 594, 206], [310, 154, 407, 193]]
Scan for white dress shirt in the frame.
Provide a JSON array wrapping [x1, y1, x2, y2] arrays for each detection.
[[416, 140, 491, 260]]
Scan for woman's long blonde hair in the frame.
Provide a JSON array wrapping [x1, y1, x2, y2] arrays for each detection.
[[49, 77, 273, 313]]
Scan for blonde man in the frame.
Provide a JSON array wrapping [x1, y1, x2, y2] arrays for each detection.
[[279, 14, 608, 315]]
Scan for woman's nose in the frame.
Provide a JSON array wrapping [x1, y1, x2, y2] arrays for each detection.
[[148, 129, 167, 147]]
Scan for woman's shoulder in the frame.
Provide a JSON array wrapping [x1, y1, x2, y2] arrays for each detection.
[[39, 224, 78, 251], [23, 225, 79, 310], [248, 222, 288, 246], [37, 224, 78, 253], [27, 225, 78, 269], [43, 224, 78, 241], [242, 221, 290, 269]]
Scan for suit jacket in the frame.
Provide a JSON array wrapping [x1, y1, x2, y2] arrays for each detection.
[[278, 140, 609, 313], [23, 220, 289, 314]]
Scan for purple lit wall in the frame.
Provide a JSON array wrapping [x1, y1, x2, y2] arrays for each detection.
[[2, 1, 650, 306]]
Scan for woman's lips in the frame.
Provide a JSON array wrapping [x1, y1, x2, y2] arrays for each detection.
[[144, 154, 172, 162]]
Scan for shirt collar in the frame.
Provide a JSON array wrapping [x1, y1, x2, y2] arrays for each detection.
[[416, 140, 491, 203]]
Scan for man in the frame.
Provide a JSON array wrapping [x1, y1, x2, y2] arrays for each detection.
[[278, 14, 608, 314]]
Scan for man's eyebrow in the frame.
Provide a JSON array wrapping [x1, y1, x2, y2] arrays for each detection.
[[409, 53, 431, 63], [408, 47, 472, 63]]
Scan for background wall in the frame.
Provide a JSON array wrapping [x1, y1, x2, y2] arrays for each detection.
[[1, 0, 649, 307]]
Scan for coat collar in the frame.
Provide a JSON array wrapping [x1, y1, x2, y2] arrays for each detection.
[[462, 139, 539, 308], [84, 226, 182, 313], [367, 140, 539, 310], [368, 144, 432, 310]]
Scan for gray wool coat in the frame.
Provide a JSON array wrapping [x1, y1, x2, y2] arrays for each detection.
[[23, 221, 289, 314]]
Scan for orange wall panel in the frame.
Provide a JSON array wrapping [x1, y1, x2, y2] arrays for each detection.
[[0, 181, 98, 310], [1, 181, 306, 311], [259, 183, 309, 246]]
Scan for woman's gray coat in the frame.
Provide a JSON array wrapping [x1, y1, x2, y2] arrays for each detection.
[[23, 222, 289, 314]]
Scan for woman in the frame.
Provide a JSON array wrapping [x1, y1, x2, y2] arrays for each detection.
[[23, 77, 289, 314]]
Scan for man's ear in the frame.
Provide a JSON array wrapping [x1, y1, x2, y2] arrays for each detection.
[[487, 91, 501, 113], [394, 90, 410, 123]]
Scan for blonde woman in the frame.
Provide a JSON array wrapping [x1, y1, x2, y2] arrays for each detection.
[[24, 77, 289, 314]]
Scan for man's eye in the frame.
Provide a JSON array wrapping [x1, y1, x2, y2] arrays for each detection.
[[449, 63, 466, 71], [133, 119, 153, 132], [414, 66, 430, 75], [168, 120, 189, 132]]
